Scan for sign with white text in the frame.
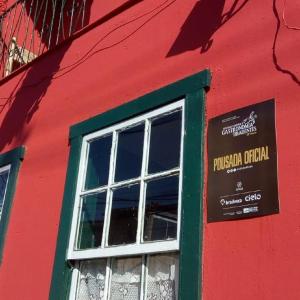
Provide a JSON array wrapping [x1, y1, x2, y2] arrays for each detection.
[[207, 100, 279, 222]]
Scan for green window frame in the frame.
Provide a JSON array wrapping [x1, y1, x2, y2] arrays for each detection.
[[0, 146, 25, 262], [49, 69, 211, 300]]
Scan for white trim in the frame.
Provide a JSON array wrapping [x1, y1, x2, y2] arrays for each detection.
[[83, 101, 183, 143], [140, 255, 146, 300], [68, 240, 179, 260], [78, 167, 180, 197], [103, 258, 111, 300], [144, 255, 149, 300], [0, 164, 11, 174], [0, 164, 11, 220], [102, 131, 118, 248], [177, 100, 185, 242], [68, 265, 79, 300], [67, 139, 89, 256], [136, 119, 150, 245], [67, 99, 184, 260]]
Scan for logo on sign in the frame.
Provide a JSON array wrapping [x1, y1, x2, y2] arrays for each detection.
[[222, 111, 257, 137], [236, 181, 243, 191]]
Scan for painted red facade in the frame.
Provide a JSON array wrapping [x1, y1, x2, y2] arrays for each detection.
[[0, 0, 300, 299], [0, 0, 7, 14]]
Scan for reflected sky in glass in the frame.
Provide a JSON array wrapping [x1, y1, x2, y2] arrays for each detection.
[[115, 124, 144, 182], [144, 176, 179, 242], [77, 192, 107, 249], [109, 184, 140, 246], [85, 135, 112, 190], [0, 170, 9, 215], [148, 111, 182, 174]]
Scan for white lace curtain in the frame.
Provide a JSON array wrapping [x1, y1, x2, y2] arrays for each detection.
[[77, 259, 106, 300], [146, 254, 178, 300], [75, 254, 178, 300]]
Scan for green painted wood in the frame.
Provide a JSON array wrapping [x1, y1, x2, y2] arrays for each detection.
[[49, 70, 211, 299], [49, 137, 83, 300], [179, 90, 205, 300], [0, 146, 25, 263], [0, 147, 25, 166], [70, 70, 211, 139]]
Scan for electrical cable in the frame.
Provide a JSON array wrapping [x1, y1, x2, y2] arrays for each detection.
[[0, 0, 176, 97]]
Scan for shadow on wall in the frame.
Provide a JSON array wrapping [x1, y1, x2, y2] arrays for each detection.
[[167, 0, 300, 86], [0, 0, 95, 151], [0, 0, 145, 152], [167, 0, 249, 56], [0, 47, 71, 151], [272, 0, 300, 85]]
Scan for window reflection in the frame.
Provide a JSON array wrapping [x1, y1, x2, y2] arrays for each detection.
[[115, 124, 144, 182], [85, 135, 112, 190], [148, 111, 182, 174], [108, 184, 140, 246], [0, 170, 9, 217], [144, 176, 179, 242], [77, 192, 107, 250]]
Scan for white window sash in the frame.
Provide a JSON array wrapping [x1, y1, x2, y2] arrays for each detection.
[[68, 240, 179, 260], [67, 99, 184, 260], [0, 164, 11, 220]]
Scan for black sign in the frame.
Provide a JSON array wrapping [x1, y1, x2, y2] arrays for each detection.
[[207, 100, 279, 222]]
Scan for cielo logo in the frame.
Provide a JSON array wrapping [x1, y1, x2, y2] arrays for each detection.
[[222, 111, 257, 137], [245, 193, 261, 202]]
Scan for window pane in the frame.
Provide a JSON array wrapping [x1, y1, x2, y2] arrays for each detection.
[[115, 124, 144, 182], [144, 176, 179, 242], [85, 135, 112, 190], [77, 192, 106, 250], [146, 253, 179, 300], [0, 170, 9, 216], [76, 259, 107, 300], [108, 184, 140, 246], [148, 111, 182, 174], [110, 257, 142, 300]]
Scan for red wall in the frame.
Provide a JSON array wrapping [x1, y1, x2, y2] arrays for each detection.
[[0, 0, 7, 13], [0, 0, 300, 299]]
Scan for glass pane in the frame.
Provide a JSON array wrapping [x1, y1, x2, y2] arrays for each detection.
[[108, 184, 140, 246], [85, 135, 112, 190], [146, 253, 179, 300], [76, 259, 107, 300], [148, 111, 182, 174], [115, 124, 144, 182], [0, 170, 9, 217], [144, 176, 179, 242], [110, 257, 142, 300], [77, 192, 106, 249]]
